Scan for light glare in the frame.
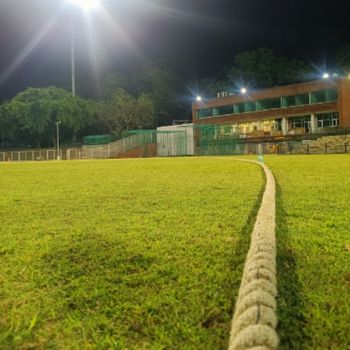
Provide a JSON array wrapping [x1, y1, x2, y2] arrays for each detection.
[[241, 87, 247, 94], [196, 95, 202, 102], [69, 0, 100, 11], [322, 73, 330, 79]]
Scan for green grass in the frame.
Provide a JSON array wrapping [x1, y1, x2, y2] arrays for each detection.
[[0, 158, 263, 349], [265, 155, 350, 350]]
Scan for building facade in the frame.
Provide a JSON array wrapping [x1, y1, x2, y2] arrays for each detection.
[[192, 79, 350, 140]]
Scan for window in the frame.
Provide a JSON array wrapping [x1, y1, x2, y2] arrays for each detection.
[[310, 89, 337, 104], [197, 108, 213, 119], [317, 112, 339, 128], [282, 93, 309, 107], [256, 98, 281, 111], [310, 90, 326, 103], [325, 89, 338, 102], [244, 101, 256, 112], [234, 103, 245, 113], [216, 105, 233, 115], [289, 115, 311, 131]]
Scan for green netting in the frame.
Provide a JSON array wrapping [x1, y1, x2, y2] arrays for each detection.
[[83, 134, 112, 145], [83, 125, 240, 157], [193, 124, 240, 156]]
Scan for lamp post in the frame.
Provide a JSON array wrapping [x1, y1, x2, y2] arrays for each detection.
[[55, 121, 62, 160], [68, 0, 100, 96]]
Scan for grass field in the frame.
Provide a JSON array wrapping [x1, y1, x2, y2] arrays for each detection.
[[0, 158, 264, 349], [265, 155, 350, 350]]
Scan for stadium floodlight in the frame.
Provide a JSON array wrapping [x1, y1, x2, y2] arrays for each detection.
[[322, 72, 330, 79], [67, 0, 100, 97], [196, 95, 202, 102], [69, 0, 100, 11], [240, 87, 247, 94]]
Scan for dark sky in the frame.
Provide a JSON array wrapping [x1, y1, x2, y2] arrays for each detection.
[[0, 0, 348, 100]]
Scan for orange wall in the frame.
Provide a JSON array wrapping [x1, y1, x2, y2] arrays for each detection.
[[338, 79, 350, 128]]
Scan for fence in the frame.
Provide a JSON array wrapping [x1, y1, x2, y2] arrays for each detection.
[[0, 148, 81, 162], [2, 129, 350, 163]]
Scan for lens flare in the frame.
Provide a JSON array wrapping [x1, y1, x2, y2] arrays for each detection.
[[68, 0, 100, 12]]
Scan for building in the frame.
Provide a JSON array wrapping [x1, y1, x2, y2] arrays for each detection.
[[192, 78, 350, 141], [157, 124, 194, 156]]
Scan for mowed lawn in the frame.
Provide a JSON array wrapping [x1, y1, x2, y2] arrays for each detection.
[[0, 158, 263, 349], [266, 155, 350, 350]]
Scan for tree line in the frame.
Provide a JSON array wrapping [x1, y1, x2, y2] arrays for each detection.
[[1, 47, 349, 148]]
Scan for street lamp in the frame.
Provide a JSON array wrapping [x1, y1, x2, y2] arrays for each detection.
[[196, 95, 202, 102], [67, 0, 100, 96], [240, 87, 247, 94], [55, 121, 62, 160]]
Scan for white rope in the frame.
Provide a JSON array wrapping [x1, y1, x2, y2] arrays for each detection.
[[228, 160, 278, 350]]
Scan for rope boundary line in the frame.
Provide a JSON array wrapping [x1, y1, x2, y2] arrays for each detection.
[[228, 159, 278, 350]]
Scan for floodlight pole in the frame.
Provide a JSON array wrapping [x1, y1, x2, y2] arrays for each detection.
[[56, 121, 62, 160], [71, 13, 76, 97]]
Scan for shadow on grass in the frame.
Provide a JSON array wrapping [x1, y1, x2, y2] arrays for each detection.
[[229, 166, 267, 306], [275, 181, 309, 349]]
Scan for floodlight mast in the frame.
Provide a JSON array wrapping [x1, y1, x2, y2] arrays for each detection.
[[67, 0, 100, 97], [71, 14, 76, 97]]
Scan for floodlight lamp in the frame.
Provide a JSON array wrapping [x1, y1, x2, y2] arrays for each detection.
[[322, 72, 330, 79], [240, 87, 247, 94], [69, 0, 100, 11], [196, 96, 202, 102]]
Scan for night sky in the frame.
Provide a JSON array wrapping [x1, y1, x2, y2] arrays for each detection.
[[0, 0, 348, 101]]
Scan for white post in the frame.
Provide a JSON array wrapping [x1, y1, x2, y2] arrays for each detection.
[[310, 113, 317, 134], [282, 117, 288, 135], [55, 121, 61, 160]]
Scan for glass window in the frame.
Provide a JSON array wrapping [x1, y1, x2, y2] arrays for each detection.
[[310, 90, 326, 103], [325, 89, 338, 102], [256, 98, 281, 111], [234, 103, 245, 113], [244, 101, 256, 112], [289, 115, 311, 132], [317, 112, 339, 128], [197, 108, 213, 118], [282, 94, 309, 107], [217, 105, 233, 115]]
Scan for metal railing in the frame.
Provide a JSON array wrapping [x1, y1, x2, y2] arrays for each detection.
[[0, 148, 81, 162]]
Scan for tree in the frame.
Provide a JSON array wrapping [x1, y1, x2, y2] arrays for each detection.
[[139, 61, 186, 125], [4, 87, 95, 147], [228, 48, 311, 89], [195, 78, 231, 99], [100, 61, 187, 126], [97, 89, 155, 134], [336, 45, 350, 73], [0, 102, 18, 144]]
